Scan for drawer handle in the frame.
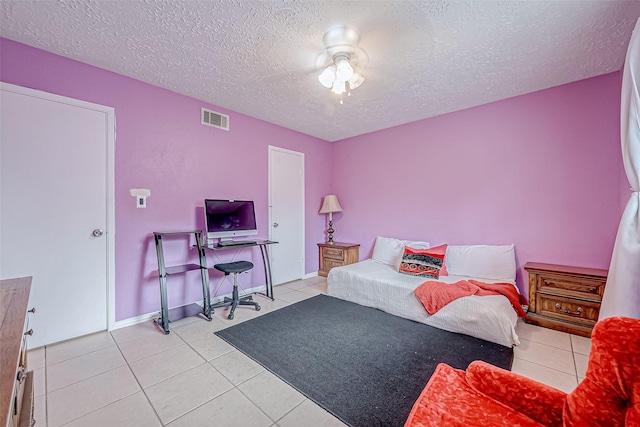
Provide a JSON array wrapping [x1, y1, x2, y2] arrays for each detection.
[[24, 329, 33, 336], [555, 303, 583, 316], [28, 307, 36, 313]]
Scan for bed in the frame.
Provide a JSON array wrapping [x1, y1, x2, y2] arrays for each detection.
[[327, 237, 521, 347]]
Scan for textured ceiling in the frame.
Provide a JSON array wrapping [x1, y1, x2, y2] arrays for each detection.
[[2, 1, 639, 142]]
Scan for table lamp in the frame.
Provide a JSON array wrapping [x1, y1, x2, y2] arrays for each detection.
[[319, 195, 343, 244]]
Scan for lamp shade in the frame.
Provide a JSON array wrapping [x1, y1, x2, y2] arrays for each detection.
[[319, 195, 343, 214]]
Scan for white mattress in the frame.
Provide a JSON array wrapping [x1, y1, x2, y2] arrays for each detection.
[[327, 259, 520, 347]]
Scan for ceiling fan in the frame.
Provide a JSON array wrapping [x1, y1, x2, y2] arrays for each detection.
[[315, 27, 369, 103]]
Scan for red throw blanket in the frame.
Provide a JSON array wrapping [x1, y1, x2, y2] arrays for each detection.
[[414, 279, 527, 317]]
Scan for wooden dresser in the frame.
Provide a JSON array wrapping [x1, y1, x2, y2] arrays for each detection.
[[524, 262, 607, 337], [1, 277, 35, 427], [318, 242, 360, 277]]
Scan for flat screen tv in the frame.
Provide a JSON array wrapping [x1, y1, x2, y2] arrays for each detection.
[[204, 199, 258, 242]]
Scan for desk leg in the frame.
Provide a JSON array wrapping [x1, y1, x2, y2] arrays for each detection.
[[198, 245, 213, 321], [255, 244, 275, 300], [154, 234, 170, 334], [156, 274, 170, 334]]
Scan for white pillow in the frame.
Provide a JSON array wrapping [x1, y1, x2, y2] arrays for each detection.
[[372, 236, 430, 269], [405, 240, 430, 250], [445, 244, 516, 282]]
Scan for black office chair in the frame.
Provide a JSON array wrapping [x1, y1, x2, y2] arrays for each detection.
[[211, 261, 261, 320]]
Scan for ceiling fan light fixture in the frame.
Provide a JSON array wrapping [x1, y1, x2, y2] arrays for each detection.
[[318, 66, 336, 88], [335, 57, 354, 81], [331, 79, 346, 95], [316, 27, 367, 102], [348, 72, 364, 90]]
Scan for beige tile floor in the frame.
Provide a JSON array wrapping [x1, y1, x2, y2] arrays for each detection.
[[28, 276, 591, 427]]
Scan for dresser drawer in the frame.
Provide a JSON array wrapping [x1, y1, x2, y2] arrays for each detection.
[[322, 246, 345, 261], [535, 273, 604, 301], [537, 293, 600, 326]]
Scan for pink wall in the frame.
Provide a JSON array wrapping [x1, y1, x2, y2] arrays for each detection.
[[0, 37, 625, 318], [0, 38, 333, 321], [331, 73, 624, 295]]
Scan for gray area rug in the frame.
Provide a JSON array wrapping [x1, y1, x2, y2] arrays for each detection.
[[215, 294, 513, 427]]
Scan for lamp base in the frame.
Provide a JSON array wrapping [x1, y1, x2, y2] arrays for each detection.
[[327, 220, 335, 244]]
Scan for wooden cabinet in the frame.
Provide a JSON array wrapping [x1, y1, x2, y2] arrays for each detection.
[[1, 277, 35, 427], [524, 262, 607, 337], [318, 242, 360, 277]]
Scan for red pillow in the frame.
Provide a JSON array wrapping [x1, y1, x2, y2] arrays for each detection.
[[399, 246, 446, 279], [426, 244, 448, 276]]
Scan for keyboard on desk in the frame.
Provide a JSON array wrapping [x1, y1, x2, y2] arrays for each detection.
[[217, 240, 257, 247]]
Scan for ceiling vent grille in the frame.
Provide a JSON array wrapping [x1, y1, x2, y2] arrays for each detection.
[[201, 108, 229, 131]]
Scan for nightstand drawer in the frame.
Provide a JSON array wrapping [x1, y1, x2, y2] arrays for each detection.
[[318, 242, 360, 277], [537, 293, 600, 326], [536, 274, 604, 301], [324, 258, 346, 270], [524, 262, 607, 337], [322, 246, 345, 261]]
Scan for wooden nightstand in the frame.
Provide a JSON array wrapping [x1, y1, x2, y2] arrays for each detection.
[[318, 242, 360, 277], [524, 262, 608, 337]]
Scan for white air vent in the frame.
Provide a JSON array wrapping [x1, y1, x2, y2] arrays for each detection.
[[201, 108, 229, 131]]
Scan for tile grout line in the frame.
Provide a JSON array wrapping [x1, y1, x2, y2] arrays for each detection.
[[146, 297, 288, 425], [235, 380, 307, 425], [165, 296, 280, 425], [45, 342, 117, 368], [46, 363, 129, 397], [570, 335, 580, 383], [516, 335, 573, 352], [45, 280, 346, 426], [513, 355, 579, 377], [111, 329, 166, 427], [52, 334, 163, 427]]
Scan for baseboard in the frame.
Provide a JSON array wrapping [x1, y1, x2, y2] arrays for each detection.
[[112, 311, 158, 330], [111, 284, 267, 330]]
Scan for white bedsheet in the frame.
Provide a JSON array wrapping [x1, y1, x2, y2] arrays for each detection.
[[327, 259, 520, 347]]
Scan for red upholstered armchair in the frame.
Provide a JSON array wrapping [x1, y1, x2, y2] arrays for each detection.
[[405, 316, 640, 427]]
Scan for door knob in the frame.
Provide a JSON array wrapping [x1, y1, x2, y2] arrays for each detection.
[[92, 229, 104, 237], [273, 223, 279, 228]]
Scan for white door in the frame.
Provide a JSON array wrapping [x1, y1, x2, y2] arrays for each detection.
[[269, 146, 305, 285], [0, 83, 114, 347]]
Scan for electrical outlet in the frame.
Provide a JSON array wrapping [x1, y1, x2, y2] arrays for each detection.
[[137, 195, 146, 208]]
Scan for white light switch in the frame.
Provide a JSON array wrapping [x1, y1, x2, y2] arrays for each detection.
[[130, 188, 150, 208]]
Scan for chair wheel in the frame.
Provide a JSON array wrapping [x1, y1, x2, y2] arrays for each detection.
[[228, 313, 234, 320], [255, 304, 261, 311]]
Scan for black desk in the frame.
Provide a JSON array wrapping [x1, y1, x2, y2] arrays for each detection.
[[154, 231, 212, 334], [202, 240, 278, 300]]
